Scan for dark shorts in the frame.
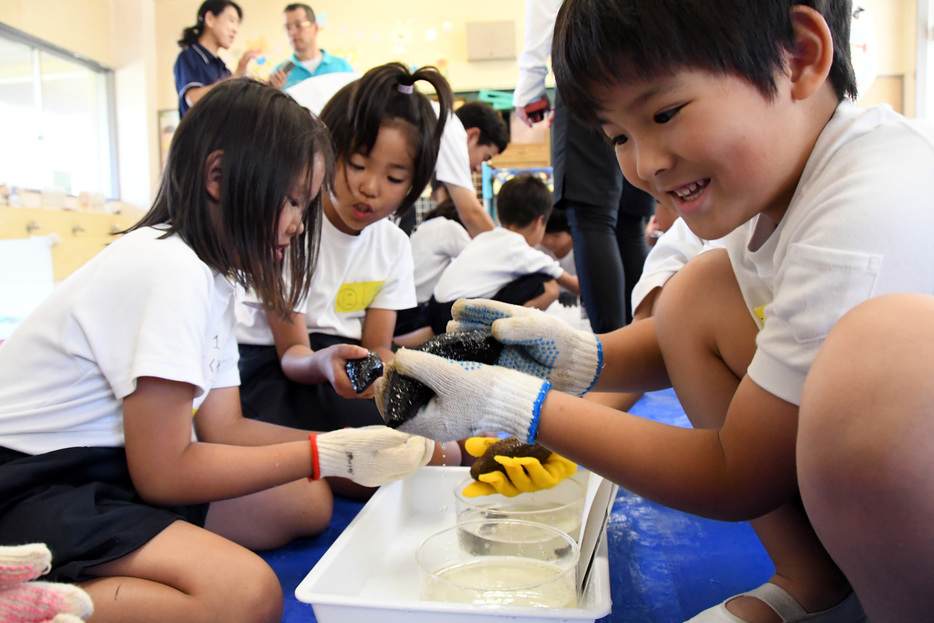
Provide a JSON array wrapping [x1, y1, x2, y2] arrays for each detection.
[[394, 302, 430, 337], [238, 333, 385, 431], [0, 445, 208, 583]]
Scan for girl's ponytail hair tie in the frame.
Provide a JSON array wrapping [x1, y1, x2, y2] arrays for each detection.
[[397, 83, 414, 94]]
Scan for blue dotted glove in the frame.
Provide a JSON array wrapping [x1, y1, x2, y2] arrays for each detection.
[[447, 298, 603, 396], [375, 348, 550, 443]]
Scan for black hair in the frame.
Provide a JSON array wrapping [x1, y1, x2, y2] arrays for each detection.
[[495, 174, 552, 228], [129, 78, 333, 320], [319, 62, 454, 217], [552, 0, 857, 127], [422, 197, 463, 226], [455, 101, 509, 153], [284, 3, 316, 23], [545, 207, 571, 234], [178, 1, 243, 48]]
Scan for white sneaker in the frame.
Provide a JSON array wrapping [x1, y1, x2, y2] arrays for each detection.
[[685, 583, 866, 623]]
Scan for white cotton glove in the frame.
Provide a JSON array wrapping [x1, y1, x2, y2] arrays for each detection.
[[310, 425, 434, 487], [376, 348, 551, 443], [447, 298, 603, 396]]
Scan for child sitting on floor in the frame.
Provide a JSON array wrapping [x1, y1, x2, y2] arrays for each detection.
[[537, 207, 579, 308], [235, 62, 461, 463], [380, 1, 934, 621], [0, 78, 433, 623], [394, 198, 470, 347], [426, 174, 580, 335]]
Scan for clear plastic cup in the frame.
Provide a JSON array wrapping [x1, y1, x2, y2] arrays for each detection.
[[416, 519, 579, 608], [453, 475, 586, 541]]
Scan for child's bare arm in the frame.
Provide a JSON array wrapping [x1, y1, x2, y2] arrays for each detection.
[[126, 379, 435, 504], [360, 307, 398, 365], [524, 279, 559, 310], [195, 386, 309, 446], [446, 184, 496, 237], [537, 377, 800, 521], [556, 270, 580, 295], [266, 308, 368, 393], [589, 318, 670, 393], [123, 378, 312, 505]]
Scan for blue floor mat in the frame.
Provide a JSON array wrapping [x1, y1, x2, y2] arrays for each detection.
[[262, 388, 774, 622]]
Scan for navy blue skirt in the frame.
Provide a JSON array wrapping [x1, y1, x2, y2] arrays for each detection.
[[0, 445, 208, 582]]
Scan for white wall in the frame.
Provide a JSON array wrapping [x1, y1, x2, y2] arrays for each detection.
[[0, 0, 923, 211], [0, 0, 161, 211]]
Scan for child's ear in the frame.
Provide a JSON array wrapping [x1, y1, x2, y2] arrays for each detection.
[[786, 5, 835, 101], [204, 150, 224, 201], [465, 127, 481, 145]]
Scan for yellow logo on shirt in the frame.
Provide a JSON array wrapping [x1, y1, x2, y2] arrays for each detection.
[[335, 281, 384, 312], [753, 304, 767, 325]]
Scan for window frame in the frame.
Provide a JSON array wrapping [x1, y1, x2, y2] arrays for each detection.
[[0, 22, 119, 199]]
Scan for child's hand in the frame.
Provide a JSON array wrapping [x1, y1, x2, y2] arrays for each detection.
[[448, 298, 603, 396], [310, 425, 434, 487], [320, 344, 376, 399], [375, 348, 550, 443]]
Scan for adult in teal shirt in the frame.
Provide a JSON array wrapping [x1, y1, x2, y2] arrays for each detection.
[[278, 4, 353, 90]]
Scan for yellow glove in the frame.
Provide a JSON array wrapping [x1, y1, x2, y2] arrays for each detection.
[[462, 437, 577, 498]]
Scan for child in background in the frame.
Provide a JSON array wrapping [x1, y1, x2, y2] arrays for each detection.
[[632, 217, 723, 321], [394, 198, 470, 347], [537, 207, 578, 308], [381, 1, 934, 621], [236, 63, 459, 462], [427, 174, 580, 334], [644, 202, 679, 248], [0, 79, 434, 622]]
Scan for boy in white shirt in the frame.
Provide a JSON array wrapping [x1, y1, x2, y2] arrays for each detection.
[[382, 0, 934, 620], [428, 174, 579, 334], [537, 207, 578, 307]]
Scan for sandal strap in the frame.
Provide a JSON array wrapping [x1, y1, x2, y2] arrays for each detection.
[[745, 582, 808, 620]]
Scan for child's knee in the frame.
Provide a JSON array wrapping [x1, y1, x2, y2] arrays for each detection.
[[234, 557, 283, 623]]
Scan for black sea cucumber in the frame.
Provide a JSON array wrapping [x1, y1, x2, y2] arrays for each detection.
[[382, 330, 503, 428], [345, 351, 384, 393], [469, 437, 552, 480]]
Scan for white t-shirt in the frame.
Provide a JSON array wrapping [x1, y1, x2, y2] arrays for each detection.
[[0, 227, 240, 454], [725, 101, 934, 406], [237, 215, 416, 344], [433, 107, 474, 191], [433, 227, 563, 303], [285, 71, 360, 115], [410, 217, 471, 303], [631, 218, 722, 312]]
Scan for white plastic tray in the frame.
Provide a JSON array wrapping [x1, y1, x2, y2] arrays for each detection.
[[295, 466, 612, 623]]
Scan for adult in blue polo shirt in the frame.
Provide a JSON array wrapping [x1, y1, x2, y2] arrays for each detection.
[[174, 1, 278, 117], [277, 4, 353, 91]]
